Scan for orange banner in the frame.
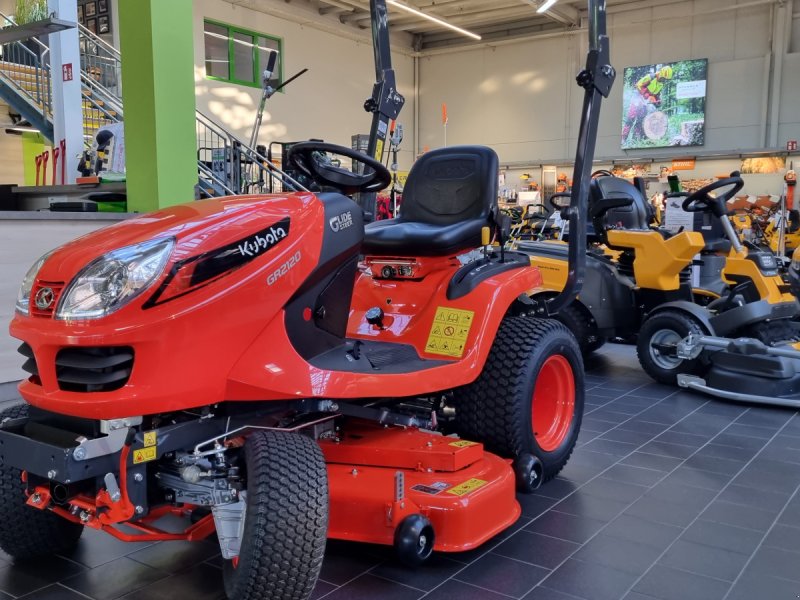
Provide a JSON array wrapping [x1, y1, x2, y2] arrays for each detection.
[[672, 158, 696, 171], [442, 103, 448, 126]]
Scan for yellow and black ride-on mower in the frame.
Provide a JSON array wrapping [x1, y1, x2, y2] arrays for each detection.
[[518, 173, 800, 407]]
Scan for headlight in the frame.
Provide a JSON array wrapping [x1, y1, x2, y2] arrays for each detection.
[[56, 238, 174, 320], [15, 252, 52, 315]]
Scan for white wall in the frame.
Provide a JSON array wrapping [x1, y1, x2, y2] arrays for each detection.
[[0, 220, 112, 383], [192, 0, 417, 169], [418, 1, 776, 165], [0, 127, 24, 185]]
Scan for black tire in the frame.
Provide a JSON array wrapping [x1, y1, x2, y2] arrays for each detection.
[[555, 303, 605, 356], [637, 309, 708, 385], [222, 431, 328, 600], [738, 320, 800, 346], [453, 317, 584, 483], [0, 404, 83, 560]]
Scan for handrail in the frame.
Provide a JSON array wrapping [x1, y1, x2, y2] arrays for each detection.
[[78, 22, 120, 59]]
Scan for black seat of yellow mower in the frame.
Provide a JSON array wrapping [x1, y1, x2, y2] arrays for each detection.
[[362, 146, 498, 256]]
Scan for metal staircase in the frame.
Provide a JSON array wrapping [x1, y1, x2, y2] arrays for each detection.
[[0, 12, 120, 143], [0, 15, 276, 197]]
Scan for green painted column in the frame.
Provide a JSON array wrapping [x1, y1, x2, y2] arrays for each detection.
[[119, 0, 197, 212]]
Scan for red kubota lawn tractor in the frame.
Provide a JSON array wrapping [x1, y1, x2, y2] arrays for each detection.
[[0, 2, 614, 599]]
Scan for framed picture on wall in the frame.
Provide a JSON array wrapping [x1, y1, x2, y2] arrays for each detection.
[[98, 0, 107, 13], [77, 5, 83, 21], [98, 15, 109, 34], [86, 17, 96, 33], [85, 2, 96, 17]]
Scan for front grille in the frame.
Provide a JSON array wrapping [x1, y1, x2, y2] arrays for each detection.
[[17, 343, 39, 383], [30, 280, 65, 318], [55, 347, 134, 393]]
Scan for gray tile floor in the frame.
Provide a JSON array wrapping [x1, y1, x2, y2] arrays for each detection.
[[2, 342, 800, 600]]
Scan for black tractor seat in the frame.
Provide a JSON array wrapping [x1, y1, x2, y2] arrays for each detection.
[[590, 175, 675, 249], [363, 146, 499, 257]]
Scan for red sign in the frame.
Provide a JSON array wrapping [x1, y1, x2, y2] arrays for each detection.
[[62, 63, 73, 82], [788, 140, 798, 152]]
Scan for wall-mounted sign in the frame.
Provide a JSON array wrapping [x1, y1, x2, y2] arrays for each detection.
[[671, 158, 695, 171], [788, 140, 798, 152], [61, 63, 73, 82], [621, 59, 708, 150]]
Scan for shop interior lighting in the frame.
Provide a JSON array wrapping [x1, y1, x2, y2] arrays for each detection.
[[386, 0, 482, 40], [536, 0, 559, 13]]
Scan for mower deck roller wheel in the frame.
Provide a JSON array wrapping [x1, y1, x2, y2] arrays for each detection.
[[637, 309, 707, 385], [0, 404, 84, 560], [394, 514, 435, 566], [454, 317, 584, 483], [222, 430, 328, 600]]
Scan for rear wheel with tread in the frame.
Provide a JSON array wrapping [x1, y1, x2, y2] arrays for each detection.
[[556, 303, 605, 355], [637, 309, 708, 385], [222, 431, 328, 600], [0, 404, 84, 560], [453, 317, 584, 483], [738, 320, 800, 346]]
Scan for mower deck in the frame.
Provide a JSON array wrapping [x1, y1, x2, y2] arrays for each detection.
[[322, 423, 520, 552]]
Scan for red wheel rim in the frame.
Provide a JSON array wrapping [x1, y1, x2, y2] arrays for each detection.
[[532, 355, 575, 452]]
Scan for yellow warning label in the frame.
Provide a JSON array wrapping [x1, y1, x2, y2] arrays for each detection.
[[446, 478, 488, 497], [449, 440, 478, 448], [133, 446, 157, 464], [143, 431, 157, 448], [375, 139, 384, 161], [425, 307, 475, 358]]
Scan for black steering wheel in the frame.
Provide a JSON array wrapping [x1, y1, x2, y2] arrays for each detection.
[[287, 141, 391, 195], [682, 173, 744, 217], [592, 169, 614, 179]]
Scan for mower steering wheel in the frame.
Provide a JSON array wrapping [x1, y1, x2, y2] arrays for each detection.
[[592, 169, 614, 179], [681, 173, 744, 217], [288, 141, 391, 195]]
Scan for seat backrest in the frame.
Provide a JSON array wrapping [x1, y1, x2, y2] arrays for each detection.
[[590, 176, 652, 230], [399, 146, 498, 225]]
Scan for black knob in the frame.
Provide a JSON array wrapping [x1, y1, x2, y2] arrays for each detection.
[[366, 307, 384, 327]]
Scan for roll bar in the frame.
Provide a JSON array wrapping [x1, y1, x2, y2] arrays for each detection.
[[546, 0, 615, 315], [365, 0, 405, 164]]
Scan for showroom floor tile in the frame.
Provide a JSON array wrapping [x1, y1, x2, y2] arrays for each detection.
[[3, 342, 800, 600]]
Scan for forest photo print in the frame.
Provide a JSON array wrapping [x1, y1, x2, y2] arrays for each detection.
[[621, 59, 708, 150]]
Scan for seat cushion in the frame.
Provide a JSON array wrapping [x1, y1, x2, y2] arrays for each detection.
[[362, 218, 486, 257]]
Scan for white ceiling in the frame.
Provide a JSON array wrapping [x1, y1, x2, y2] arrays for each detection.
[[226, 0, 691, 51]]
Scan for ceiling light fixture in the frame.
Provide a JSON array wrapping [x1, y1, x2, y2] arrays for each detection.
[[386, 0, 482, 41], [536, 0, 559, 13]]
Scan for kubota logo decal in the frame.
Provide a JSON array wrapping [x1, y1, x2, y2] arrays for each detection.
[[34, 287, 55, 310], [329, 211, 354, 233], [238, 225, 288, 257]]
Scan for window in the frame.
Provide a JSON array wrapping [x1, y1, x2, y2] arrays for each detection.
[[203, 20, 282, 89]]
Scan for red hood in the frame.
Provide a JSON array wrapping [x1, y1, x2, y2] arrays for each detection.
[[36, 193, 318, 283]]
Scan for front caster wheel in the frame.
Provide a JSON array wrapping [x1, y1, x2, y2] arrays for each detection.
[[222, 431, 328, 600], [637, 309, 707, 385], [394, 514, 435, 567], [454, 317, 584, 484]]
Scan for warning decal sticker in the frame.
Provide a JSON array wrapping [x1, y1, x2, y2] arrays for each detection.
[[449, 440, 478, 448], [143, 431, 157, 447], [425, 307, 475, 358], [133, 446, 157, 464], [446, 478, 488, 496]]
